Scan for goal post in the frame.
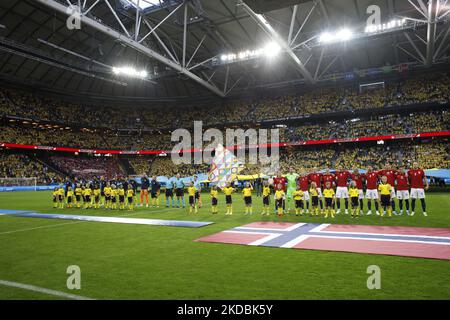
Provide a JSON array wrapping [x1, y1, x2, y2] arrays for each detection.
[[0, 177, 38, 191]]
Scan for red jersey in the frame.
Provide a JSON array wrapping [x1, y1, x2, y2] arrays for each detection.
[[365, 171, 379, 189], [408, 169, 426, 188], [378, 169, 397, 186], [308, 172, 323, 188], [335, 171, 351, 187], [298, 176, 309, 191], [350, 173, 365, 189], [322, 173, 335, 187], [395, 173, 409, 191], [273, 177, 287, 191]]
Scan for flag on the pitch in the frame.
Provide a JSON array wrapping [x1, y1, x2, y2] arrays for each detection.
[[208, 144, 244, 188], [197, 222, 450, 260]]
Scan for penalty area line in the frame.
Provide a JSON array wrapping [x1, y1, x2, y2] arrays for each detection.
[[0, 280, 95, 300]]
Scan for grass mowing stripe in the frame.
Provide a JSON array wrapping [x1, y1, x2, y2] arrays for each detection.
[[0, 280, 94, 300]]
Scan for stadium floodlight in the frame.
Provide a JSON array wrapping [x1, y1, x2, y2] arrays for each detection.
[[319, 29, 353, 44], [112, 66, 148, 78], [262, 41, 281, 58], [365, 19, 407, 33]]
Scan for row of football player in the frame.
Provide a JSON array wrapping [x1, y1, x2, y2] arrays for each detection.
[[52, 184, 137, 210]]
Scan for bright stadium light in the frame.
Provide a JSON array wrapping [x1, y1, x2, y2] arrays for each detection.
[[112, 66, 148, 78], [319, 29, 353, 44], [262, 41, 281, 58], [365, 19, 407, 33]]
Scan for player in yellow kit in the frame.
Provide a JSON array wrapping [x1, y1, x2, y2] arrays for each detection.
[[378, 175, 393, 217], [127, 188, 134, 210], [323, 181, 335, 218], [83, 186, 92, 209], [104, 182, 112, 209], [187, 183, 198, 214], [66, 186, 74, 208], [210, 186, 219, 214], [349, 181, 360, 218], [309, 182, 319, 216], [57, 186, 65, 209], [118, 185, 125, 210], [75, 185, 82, 208], [293, 186, 304, 216], [242, 182, 253, 215], [275, 184, 285, 217], [222, 182, 235, 215], [261, 181, 271, 215], [93, 185, 101, 209], [52, 187, 58, 208], [110, 185, 117, 210]]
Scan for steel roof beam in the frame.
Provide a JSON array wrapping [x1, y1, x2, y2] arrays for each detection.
[[35, 0, 225, 97]]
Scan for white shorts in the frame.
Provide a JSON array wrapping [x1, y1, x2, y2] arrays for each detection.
[[410, 188, 425, 199], [358, 189, 364, 200], [302, 191, 310, 201], [336, 186, 348, 198], [365, 189, 379, 200], [390, 189, 396, 198], [396, 190, 410, 200], [316, 188, 323, 197]]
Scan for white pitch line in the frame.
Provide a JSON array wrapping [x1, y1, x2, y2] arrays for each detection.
[[0, 279, 94, 300], [0, 208, 174, 236]]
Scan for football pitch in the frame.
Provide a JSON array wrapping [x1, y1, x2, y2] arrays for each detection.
[[0, 191, 449, 300]]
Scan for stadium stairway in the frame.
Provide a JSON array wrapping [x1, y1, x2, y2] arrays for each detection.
[[32, 154, 68, 178], [117, 157, 134, 176]]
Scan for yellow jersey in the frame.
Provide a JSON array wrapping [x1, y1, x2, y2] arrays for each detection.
[[94, 189, 100, 196], [242, 187, 252, 197], [262, 186, 270, 197], [187, 186, 197, 196], [58, 188, 65, 196], [323, 188, 335, 198], [275, 190, 285, 200], [127, 189, 134, 197], [378, 183, 392, 196], [110, 189, 117, 197], [222, 187, 234, 196], [293, 190, 304, 200], [309, 188, 318, 197], [52, 190, 58, 197], [104, 187, 111, 196], [349, 188, 359, 198], [118, 189, 125, 196], [67, 190, 74, 197], [83, 189, 92, 197], [210, 189, 218, 199], [75, 188, 82, 196]]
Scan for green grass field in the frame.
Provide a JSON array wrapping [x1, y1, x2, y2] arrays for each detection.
[[0, 191, 449, 300]]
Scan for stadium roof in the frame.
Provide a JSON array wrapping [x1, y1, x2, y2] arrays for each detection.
[[0, 0, 449, 102]]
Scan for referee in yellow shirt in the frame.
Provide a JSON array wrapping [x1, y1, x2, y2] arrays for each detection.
[[378, 176, 393, 217]]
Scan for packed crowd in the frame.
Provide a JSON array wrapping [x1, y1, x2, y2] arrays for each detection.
[[1, 110, 447, 151], [0, 154, 59, 184], [1, 73, 449, 130]]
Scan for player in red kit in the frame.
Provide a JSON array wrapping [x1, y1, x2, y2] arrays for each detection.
[[365, 166, 380, 215], [395, 167, 410, 215], [272, 172, 287, 213], [298, 172, 310, 214], [334, 166, 351, 214], [378, 163, 398, 215], [350, 168, 365, 215], [408, 162, 429, 216], [308, 167, 324, 213]]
